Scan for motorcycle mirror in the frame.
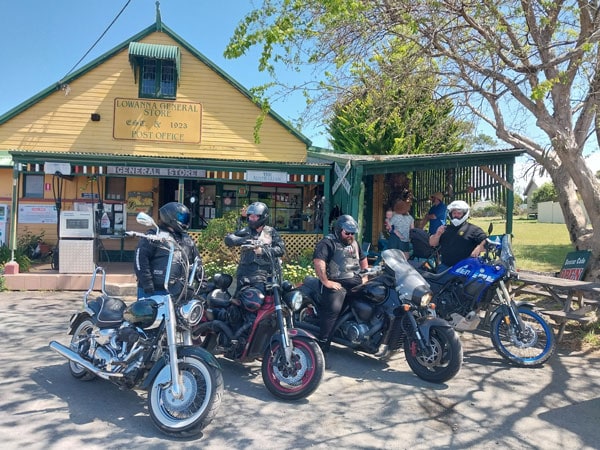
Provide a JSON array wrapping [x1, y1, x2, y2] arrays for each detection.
[[136, 212, 157, 229], [487, 223, 494, 234]]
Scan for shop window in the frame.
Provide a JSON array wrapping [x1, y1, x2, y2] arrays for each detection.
[[105, 177, 126, 201], [23, 174, 44, 198]]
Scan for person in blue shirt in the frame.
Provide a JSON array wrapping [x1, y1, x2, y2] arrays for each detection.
[[425, 192, 447, 235]]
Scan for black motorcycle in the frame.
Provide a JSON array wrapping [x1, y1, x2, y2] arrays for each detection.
[[49, 212, 223, 437], [296, 248, 463, 383]]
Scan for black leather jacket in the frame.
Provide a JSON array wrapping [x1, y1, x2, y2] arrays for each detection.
[[224, 225, 285, 284], [134, 228, 201, 297]]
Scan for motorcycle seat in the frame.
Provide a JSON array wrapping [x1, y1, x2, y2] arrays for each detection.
[[87, 294, 127, 328]]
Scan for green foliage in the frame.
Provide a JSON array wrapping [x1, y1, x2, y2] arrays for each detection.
[[195, 211, 241, 264], [327, 41, 468, 156], [530, 183, 558, 207], [0, 245, 31, 273]]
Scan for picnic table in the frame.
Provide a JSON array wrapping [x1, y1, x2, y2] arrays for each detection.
[[511, 271, 600, 342]]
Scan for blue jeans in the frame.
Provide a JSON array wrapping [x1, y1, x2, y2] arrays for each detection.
[[137, 287, 168, 299]]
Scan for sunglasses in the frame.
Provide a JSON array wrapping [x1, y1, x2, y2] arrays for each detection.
[[342, 230, 355, 235]]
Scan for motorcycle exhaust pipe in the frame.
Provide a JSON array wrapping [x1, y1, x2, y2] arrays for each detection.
[[49, 341, 123, 380]]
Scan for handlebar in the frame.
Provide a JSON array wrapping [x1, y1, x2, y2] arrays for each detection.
[[126, 230, 174, 243]]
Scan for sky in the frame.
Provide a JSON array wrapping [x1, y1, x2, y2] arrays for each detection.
[[2, 0, 599, 194], [0, 0, 330, 147]]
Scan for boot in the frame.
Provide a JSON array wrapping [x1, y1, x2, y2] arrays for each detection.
[[318, 339, 331, 369]]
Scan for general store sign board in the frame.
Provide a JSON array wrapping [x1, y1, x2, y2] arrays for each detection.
[[113, 98, 202, 143]]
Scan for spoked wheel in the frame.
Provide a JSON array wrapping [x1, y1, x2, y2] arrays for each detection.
[[68, 316, 96, 381], [404, 326, 463, 383], [148, 355, 223, 437], [490, 305, 556, 367], [262, 336, 324, 401]]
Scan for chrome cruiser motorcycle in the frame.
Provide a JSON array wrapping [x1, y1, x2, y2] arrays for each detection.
[[49, 213, 223, 437], [417, 231, 556, 367], [297, 248, 463, 384], [193, 240, 325, 401]]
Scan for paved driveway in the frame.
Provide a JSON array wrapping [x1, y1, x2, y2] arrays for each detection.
[[1, 291, 599, 449]]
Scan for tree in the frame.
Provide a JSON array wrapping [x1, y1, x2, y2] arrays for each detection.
[[225, 0, 600, 280], [327, 42, 468, 155], [530, 183, 559, 208]]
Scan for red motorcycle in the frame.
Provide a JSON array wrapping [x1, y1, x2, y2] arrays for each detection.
[[193, 240, 325, 400]]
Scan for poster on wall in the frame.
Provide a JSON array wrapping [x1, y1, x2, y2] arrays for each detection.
[[18, 205, 58, 224], [127, 192, 154, 215]]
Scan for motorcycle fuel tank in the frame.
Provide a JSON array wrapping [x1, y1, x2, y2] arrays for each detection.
[[123, 299, 158, 328]]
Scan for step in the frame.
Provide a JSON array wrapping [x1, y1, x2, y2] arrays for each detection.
[[105, 282, 137, 298]]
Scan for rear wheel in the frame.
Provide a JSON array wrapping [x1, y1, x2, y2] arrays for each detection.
[[148, 355, 223, 437], [404, 326, 463, 383], [490, 305, 556, 367], [68, 316, 96, 381], [262, 336, 324, 401]]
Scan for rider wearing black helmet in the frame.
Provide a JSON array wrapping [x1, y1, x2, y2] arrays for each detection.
[[134, 202, 201, 299], [313, 214, 368, 354], [224, 201, 286, 294]]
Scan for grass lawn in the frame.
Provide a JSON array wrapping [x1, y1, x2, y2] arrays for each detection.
[[470, 217, 573, 273]]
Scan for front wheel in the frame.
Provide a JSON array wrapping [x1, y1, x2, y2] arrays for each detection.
[[404, 326, 463, 383], [490, 305, 556, 367], [262, 336, 324, 401], [148, 355, 223, 437]]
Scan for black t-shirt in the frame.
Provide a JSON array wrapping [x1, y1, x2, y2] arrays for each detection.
[[439, 222, 487, 267]]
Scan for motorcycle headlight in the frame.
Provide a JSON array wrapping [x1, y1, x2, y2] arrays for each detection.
[[179, 299, 204, 326], [284, 290, 303, 311], [411, 285, 433, 308]]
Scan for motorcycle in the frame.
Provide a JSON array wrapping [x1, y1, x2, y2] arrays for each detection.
[[49, 212, 223, 437], [193, 240, 325, 400], [416, 229, 556, 367], [296, 248, 463, 384]]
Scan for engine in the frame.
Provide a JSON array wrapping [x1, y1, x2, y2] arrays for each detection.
[[82, 324, 147, 385], [434, 283, 472, 320]]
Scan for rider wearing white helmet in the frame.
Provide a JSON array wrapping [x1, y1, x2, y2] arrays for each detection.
[[429, 200, 487, 271]]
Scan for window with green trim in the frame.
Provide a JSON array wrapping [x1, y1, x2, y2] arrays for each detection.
[[140, 58, 176, 99]]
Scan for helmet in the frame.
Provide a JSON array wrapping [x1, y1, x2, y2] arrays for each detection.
[[246, 202, 269, 229], [159, 202, 191, 233], [447, 200, 470, 226], [334, 214, 358, 239]]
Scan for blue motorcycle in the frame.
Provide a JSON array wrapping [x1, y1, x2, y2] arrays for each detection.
[[418, 232, 556, 367]]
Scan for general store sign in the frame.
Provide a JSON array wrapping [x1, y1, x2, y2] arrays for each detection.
[[113, 98, 202, 143], [107, 166, 206, 178]]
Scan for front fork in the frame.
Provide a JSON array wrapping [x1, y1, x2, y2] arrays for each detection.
[[495, 280, 527, 332], [165, 298, 185, 399], [273, 288, 294, 364]]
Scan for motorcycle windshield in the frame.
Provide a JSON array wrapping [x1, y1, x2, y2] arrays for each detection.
[[500, 234, 517, 274], [380, 249, 430, 293]]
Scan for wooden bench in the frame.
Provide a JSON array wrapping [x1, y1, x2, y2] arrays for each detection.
[[512, 250, 599, 342]]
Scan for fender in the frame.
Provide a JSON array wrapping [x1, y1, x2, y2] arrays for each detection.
[[269, 326, 318, 345], [417, 317, 453, 346], [141, 346, 221, 390], [488, 300, 535, 324]]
